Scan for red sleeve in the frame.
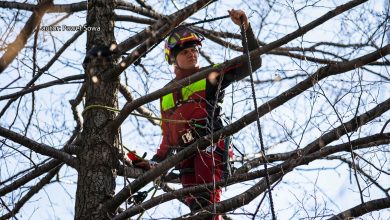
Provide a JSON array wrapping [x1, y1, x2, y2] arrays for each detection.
[[153, 99, 170, 162], [220, 24, 262, 88]]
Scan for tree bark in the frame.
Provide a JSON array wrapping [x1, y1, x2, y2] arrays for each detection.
[[74, 0, 119, 219]]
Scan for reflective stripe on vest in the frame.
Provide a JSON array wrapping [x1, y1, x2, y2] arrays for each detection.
[[161, 79, 206, 111]]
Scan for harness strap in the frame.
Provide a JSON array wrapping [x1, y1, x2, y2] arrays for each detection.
[[178, 168, 195, 175]]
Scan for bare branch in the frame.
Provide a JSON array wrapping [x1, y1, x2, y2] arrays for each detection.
[[115, 14, 154, 25], [119, 84, 160, 126], [0, 159, 62, 197], [326, 155, 389, 196], [327, 197, 390, 220], [0, 126, 78, 168], [236, 133, 390, 173], [0, 165, 62, 220], [0, 1, 87, 13], [103, 0, 214, 81], [116, 0, 163, 19], [0, 29, 84, 118], [0, 74, 85, 101], [0, 0, 53, 73]]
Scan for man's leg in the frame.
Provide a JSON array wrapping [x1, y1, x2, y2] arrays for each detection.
[[193, 146, 224, 219], [179, 156, 198, 208]]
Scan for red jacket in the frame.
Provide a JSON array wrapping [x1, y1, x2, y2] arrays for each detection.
[[153, 26, 261, 162]]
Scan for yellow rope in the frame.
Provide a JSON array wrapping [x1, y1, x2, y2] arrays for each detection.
[[82, 104, 196, 124]]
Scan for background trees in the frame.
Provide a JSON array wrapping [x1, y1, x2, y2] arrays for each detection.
[[1, 0, 389, 219]]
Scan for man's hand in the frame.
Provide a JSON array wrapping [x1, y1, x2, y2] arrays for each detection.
[[149, 160, 158, 169], [133, 160, 151, 170], [132, 160, 158, 170], [228, 9, 249, 30], [126, 151, 158, 170], [208, 71, 221, 85]]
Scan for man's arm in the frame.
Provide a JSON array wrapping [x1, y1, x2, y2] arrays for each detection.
[[152, 119, 170, 162], [211, 9, 261, 87], [221, 23, 261, 85]]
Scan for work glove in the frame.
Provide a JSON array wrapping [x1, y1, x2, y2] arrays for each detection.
[[126, 151, 150, 170], [126, 151, 160, 170]]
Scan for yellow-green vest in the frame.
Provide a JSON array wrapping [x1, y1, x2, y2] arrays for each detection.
[[161, 79, 206, 111]]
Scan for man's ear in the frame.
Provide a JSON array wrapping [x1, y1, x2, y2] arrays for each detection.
[[170, 56, 176, 65]]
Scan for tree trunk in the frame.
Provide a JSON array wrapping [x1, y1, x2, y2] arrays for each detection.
[[75, 1, 119, 219]]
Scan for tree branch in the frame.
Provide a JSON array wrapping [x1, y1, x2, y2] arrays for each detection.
[[327, 197, 390, 220], [115, 14, 154, 25], [0, 126, 78, 168], [113, 130, 390, 219], [0, 74, 85, 101], [0, 165, 62, 220], [110, 0, 374, 130], [0, 28, 84, 118], [0, 159, 62, 197], [0, 1, 87, 13], [0, 0, 53, 73], [116, 0, 163, 19], [102, 0, 214, 81], [235, 133, 390, 173], [119, 84, 160, 126], [326, 155, 389, 196], [177, 175, 282, 220]]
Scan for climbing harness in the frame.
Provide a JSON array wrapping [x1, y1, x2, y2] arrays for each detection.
[[125, 184, 159, 220], [127, 186, 157, 205], [240, 18, 276, 219]]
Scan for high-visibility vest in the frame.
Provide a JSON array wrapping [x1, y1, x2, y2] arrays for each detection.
[[161, 79, 206, 112]]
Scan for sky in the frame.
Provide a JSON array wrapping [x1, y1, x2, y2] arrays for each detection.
[[1, 0, 390, 219]]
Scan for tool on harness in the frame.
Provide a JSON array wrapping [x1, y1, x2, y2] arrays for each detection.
[[166, 121, 234, 179], [126, 185, 158, 205], [130, 191, 148, 204], [181, 129, 196, 144], [125, 185, 159, 220]]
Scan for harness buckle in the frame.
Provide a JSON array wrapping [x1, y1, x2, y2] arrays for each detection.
[[181, 129, 195, 144]]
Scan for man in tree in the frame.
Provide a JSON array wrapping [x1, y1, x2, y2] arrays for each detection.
[[150, 9, 262, 219]]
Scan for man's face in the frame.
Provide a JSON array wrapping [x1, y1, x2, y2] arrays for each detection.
[[175, 47, 199, 70]]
